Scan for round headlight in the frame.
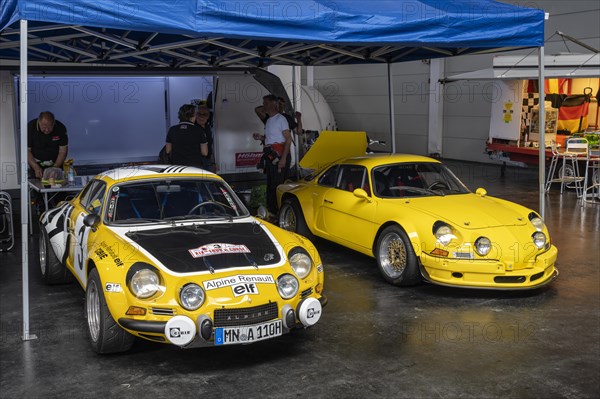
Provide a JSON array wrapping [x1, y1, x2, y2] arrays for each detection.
[[474, 236, 492, 256], [532, 231, 546, 249], [277, 273, 299, 299], [435, 225, 455, 246], [129, 268, 160, 299], [289, 250, 312, 279], [179, 283, 205, 311], [529, 215, 545, 231]]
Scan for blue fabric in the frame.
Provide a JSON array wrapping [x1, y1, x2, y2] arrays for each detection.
[[1, 0, 544, 48]]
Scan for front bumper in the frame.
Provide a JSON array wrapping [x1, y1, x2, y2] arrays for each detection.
[[419, 245, 559, 290], [118, 295, 327, 347]]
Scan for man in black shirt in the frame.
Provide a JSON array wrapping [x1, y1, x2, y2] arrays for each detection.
[[166, 104, 208, 168], [27, 111, 68, 178]]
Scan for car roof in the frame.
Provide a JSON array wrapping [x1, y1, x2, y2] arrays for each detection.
[[96, 165, 221, 185], [338, 153, 441, 168]]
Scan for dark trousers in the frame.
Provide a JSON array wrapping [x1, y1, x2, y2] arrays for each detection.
[[265, 156, 290, 214]]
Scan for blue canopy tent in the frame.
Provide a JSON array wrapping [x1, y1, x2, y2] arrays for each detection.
[[0, 0, 547, 340]]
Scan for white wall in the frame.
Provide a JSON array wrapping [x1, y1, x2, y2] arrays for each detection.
[[0, 71, 18, 190], [314, 0, 600, 163]]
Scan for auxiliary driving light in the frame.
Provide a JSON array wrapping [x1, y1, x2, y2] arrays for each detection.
[[532, 231, 547, 249], [474, 237, 492, 256]]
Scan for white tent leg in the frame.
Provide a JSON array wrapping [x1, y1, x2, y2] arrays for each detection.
[[20, 19, 37, 342], [538, 46, 546, 219], [428, 59, 444, 156], [387, 63, 396, 153]]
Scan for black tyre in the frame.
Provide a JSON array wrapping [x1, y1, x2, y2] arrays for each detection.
[[86, 268, 134, 354], [375, 225, 421, 286], [38, 226, 72, 284], [278, 198, 314, 241]]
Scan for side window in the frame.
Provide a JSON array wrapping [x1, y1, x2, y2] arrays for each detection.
[[318, 165, 339, 187], [80, 181, 106, 214], [337, 165, 368, 193]]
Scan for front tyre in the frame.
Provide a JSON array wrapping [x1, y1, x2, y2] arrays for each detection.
[[278, 198, 314, 241], [375, 225, 420, 286], [39, 226, 72, 284], [86, 268, 134, 354]]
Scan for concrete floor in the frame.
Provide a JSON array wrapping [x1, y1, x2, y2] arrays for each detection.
[[1, 161, 599, 398]]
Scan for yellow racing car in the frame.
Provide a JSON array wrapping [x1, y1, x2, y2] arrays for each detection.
[[39, 165, 325, 353], [277, 131, 558, 290]]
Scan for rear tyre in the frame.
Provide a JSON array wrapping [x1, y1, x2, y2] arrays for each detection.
[[86, 268, 134, 354], [278, 198, 314, 241], [38, 226, 72, 284], [375, 225, 421, 286]]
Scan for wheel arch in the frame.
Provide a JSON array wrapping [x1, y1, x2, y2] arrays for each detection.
[[373, 220, 423, 258]]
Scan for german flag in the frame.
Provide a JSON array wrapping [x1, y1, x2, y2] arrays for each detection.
[[558, 95, 591, 133]]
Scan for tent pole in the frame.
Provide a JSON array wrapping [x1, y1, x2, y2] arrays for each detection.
[[387, 63, 396, 153], [292, 65, 299, 175], [538, 46, 546, 219], [20, 19, 36, 341]]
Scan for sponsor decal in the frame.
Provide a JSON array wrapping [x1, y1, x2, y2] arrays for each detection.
[[169, 327, 192, 338], [307, 307, 321, 319], [235, 152, 263, 168], [264, 253, 275, 262], [189, 243, 250, 258], [100, 241, 124, 267], [105, 283, 122, 292], [231, 282, 259, 297], [203, 274, 275, 290]]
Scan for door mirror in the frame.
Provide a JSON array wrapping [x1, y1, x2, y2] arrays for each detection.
[[83, 213, 101, 230], [353, 188, 372, 202], [475, 188, 487, 197]]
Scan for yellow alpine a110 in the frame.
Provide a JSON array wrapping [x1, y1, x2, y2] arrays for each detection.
[[277, 131, 558, 290], [39, 165, 325, 353]]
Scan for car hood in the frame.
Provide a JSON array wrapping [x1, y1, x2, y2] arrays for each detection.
[[403, 194, 528, 229], [115, 222, 282, 274], [299, 130, 367, 171]]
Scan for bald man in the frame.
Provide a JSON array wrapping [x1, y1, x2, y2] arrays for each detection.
[[27, 111, 68, 178]]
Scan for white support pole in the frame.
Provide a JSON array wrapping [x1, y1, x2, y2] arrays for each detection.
[[20, 19, 36, 341], [538, 46, 546, 219], [428, 59, 444, 156], [387, 63, 396, 153]]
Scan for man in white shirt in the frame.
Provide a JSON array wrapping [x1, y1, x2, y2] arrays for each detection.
[[253, 94, 292, 215]]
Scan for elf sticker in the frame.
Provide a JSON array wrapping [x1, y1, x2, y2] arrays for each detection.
[[189, 243, 250, 258]]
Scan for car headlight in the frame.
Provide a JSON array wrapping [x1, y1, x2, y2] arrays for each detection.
[[528, 212, 545, 231], [474, 236, 492, 256], [532, 231, 546, 249], [434, 223, 456, 246], [289, 248, 313, 279], [179, 283, 205, 310], [277, 273, 299, 299], [129, 268, 160, 299]]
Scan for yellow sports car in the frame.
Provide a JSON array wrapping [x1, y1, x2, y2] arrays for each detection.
[[277, 131, 558, 290], [39, 165, 325, 354]]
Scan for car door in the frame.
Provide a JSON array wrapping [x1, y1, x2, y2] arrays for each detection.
[[319, 165, 377, 250], [68, 180, 106, 284]]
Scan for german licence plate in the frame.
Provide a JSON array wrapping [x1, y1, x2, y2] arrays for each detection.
[[214, 320, 282, 346]]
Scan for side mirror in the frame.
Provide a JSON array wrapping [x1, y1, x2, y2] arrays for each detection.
[[83, 213, 101, 231], [353, 188, 372, 202], [475, 188, 487, 197]]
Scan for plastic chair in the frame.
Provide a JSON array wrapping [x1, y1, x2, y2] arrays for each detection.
[[0, 191, 14, 252], [582, 148, 600, 204], [545, 137, 588, 197]]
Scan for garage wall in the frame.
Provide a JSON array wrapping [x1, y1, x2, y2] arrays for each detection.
[[313, 62, 430, 155], [0, 71, 18, 191], [314, 0, 600, 163]]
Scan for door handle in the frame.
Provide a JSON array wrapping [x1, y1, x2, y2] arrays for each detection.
[[324, 199, 333, 204]]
